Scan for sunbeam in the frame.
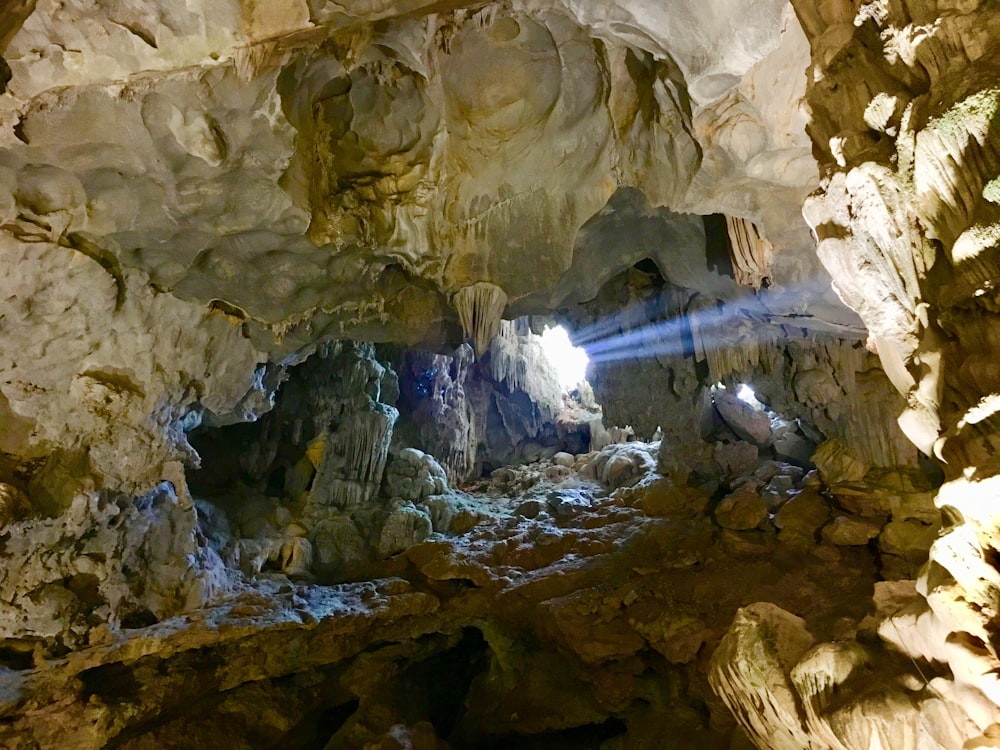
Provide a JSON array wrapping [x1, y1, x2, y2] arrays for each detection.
[[575, 278, 843, 365]]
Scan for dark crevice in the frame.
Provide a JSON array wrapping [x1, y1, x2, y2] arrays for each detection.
[[120, 608, 159, 630], [403, 628, 490, 741], [0, 646, 34, 671], [703, 214, 736, 280], [80, 661, 143, 705], [269, 698, 359, 750], [459, 717, 628, 750]]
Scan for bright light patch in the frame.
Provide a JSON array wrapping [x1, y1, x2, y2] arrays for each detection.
[[736, 383, 766, 410], [541, 325, 589, 390]]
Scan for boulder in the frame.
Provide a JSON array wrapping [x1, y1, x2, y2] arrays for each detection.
[[630, 479, 710, 519], [709, 603, 816, 750], [715, 485, 769, 530], [384, 448, 448, 503], [774, 487, 830, 547], [378, 500, 433, 558], [879, 519, 939, 563], [772, 430, 815, 467], [712, 391, 773, 447], [311, 514, 367, 568], [812, 439, 870, 484], [712, 441, 759, 479], [546, 488, 592, 517], [545, 464, 572, 481], [821, 515, 883, 546], [830, 484, 892, 519], [760, 473, 798, 513], [552, 452, 576, 467]]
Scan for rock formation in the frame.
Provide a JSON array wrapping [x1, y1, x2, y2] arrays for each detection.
[[0, 0, 998, 747]]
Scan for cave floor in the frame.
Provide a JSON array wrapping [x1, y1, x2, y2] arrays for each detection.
[[0, 446, 885, 750]]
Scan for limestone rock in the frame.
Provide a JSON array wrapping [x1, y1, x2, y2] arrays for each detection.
[[378, 500, 432, 558], [829, 484, 892, 520], [311, 514, 367, 570], [620, 477, 710, 520], [546, 488, 592, 518], [772, 430, 816, 467], [812, 439, 870, 484], [422, 492, 488, 534], [760, 472, 800, 513], [580, 442, 658, 490], [0, 0, 996, 746], [712, 391, 773, 447], [709, 602, 816, 750], [774, 487, 830, 548], [712, 442, 760, 479], [879, 519, 939, 564], [384, 448, 448, 503], [715, 484, 769, 531], [552, 452, 575, 468], [821, 515, 882, 546], [0, 483, 30, 526], [0, 483, 231, 646]]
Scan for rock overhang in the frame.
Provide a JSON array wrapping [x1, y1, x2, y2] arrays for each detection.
[[0, 0, 856, 357]]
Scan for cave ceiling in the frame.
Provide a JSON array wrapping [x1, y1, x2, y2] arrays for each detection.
[[9, 1, 1000, 748], [0, 0, 860, 355]]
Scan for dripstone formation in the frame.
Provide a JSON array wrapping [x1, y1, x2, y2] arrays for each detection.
[[0, 1, 999, 748]]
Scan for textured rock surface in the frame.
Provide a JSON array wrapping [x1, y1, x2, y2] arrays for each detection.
[[0, 446, 887, 749], [708, 0, 1000, 746], [391, 321, 600, 482], [1, 0, 998, 747]]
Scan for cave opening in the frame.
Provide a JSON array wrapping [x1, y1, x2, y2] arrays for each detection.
[[538, 323, 591, 392], [398, 628, 491, 742]]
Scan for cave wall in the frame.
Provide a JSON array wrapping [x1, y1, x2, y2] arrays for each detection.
[[567, 261, 918, 479], [705, 1, 1000, 747], [4, 0, 1000, 747]]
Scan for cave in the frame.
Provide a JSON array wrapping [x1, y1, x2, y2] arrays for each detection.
[[0, 1, 999, 748]]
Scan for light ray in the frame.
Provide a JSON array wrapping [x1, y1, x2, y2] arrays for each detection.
[[576, 278, 843, 365]]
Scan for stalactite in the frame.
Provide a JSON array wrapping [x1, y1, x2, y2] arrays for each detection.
[[453, 282, 508, 357], [489, 320, 529, 392], [725, 216, 774, 290], [689, 308, 779, 383]]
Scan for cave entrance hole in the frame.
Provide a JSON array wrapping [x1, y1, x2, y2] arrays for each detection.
[[538, 324, 590, 392]]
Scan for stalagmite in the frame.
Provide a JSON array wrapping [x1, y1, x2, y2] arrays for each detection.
[[343, 407, 397, 486], [308, 405, 399, 509], [453, 282, 507, 357]]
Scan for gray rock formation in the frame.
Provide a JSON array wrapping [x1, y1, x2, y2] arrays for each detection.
[[0, 0, 996, 747]]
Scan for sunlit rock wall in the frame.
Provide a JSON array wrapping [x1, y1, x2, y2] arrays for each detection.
[[710, 0, 1000, 747]]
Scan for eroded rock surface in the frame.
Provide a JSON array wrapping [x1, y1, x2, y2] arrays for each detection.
[[0, 443, 890, 749], [0, 0, 996, 747]]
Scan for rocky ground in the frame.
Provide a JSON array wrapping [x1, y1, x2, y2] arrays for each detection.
[[0, 439, 938, 749]]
